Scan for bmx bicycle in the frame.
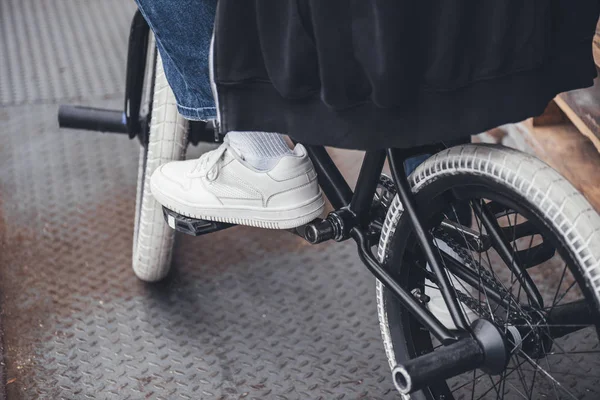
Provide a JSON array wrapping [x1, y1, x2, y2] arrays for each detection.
[[58, 10, 600, 399]]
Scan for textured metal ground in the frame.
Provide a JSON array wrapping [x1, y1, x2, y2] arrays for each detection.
[[0, 1, 397, 398]]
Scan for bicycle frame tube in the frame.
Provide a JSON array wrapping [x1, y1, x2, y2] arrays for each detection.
[[303, 145, 353, 209], [388, 148, 470, 332], [306, 145, 461, 344], [349, 151, 387, 226], [472, 201, 544, 308]]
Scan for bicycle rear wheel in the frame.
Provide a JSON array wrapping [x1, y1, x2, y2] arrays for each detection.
[[377, 144, 600, 399]]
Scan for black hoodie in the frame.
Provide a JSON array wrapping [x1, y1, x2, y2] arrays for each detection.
[[214, 0, 600, 150]]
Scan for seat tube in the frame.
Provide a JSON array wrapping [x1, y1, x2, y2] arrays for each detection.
[[304, 145, 354, 209], [349, 150, 386, 224]]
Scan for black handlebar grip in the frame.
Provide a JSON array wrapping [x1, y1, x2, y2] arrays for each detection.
[[58, 105, 128, 134]]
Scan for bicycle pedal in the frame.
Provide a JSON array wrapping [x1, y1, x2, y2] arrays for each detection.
[[162, 207, 234, 237]]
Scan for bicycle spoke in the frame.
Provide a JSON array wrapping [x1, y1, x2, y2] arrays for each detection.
[[545, 349, 600, 355], [469, 208, 497, 322], [512, 356, 532, 400], [542, 336, 596, 380], [506, 380, 529, 400], [541, 341, 561, 400], [451, 371, 488, 393], [472, 212, 526, 317], [414, 197, 597, 400], [547, 261, 570, 312], [432, 205, 496, 323], [505, 210, 529, 310], [470, 368, 477, 400], [486, 375, 501, 399], [473, 358, 528, 400], [518, 349, 578, 400], [500, 367, 508, 400], [517, 368, 600, 378], [470, 205, 529, 320], [546, 280, 577, 311], [526, 356, 539, 400], [504, 209, 520, 312], [509, 324, 591, 329]]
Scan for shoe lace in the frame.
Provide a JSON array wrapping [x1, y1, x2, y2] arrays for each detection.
[[193, 142, 229, 179]]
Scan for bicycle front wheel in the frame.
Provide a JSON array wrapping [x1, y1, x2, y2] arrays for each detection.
[[132, 54, 188, 282], [377, 144, 600, 399]]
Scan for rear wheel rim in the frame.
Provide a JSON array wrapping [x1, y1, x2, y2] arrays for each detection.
[[383, 178, 600, 400]]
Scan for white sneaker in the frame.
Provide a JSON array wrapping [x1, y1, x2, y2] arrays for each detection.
[[425, 239, 478, 330], [150, 141, 325, 229]]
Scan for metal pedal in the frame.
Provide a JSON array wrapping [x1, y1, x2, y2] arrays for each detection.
[[162, 207, 234, 236]]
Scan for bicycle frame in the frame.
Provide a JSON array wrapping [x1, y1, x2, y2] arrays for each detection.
[[306, 145, 470, 344]]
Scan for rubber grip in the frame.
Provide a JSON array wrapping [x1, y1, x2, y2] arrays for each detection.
[[58, 105, 128, 133]]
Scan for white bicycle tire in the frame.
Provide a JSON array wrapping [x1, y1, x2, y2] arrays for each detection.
[[132, 54, 188, 282]]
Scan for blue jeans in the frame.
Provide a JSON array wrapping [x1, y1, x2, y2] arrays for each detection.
[[135, 0, 218, 121]]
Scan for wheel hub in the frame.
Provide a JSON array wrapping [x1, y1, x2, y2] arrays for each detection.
[[509, 310, 553, 359]]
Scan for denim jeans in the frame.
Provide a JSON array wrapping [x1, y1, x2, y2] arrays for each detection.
[[135, 0, 218, 121]]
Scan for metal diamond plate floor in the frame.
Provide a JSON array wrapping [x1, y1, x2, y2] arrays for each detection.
[[0, 1, 396, 399]]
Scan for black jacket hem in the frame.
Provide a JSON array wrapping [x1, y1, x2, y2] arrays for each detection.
[[217, 41, 596, 150]]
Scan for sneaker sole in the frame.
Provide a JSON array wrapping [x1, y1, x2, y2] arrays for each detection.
[[150, 181, 326, 230]]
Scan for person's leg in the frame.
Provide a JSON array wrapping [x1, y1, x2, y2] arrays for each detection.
[[135, 0, 217, 120], [135, 0, 292, 168]]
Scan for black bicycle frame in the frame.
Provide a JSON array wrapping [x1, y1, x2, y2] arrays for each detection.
[[307, 143, 547, 345], [305, 145, 469, 344]]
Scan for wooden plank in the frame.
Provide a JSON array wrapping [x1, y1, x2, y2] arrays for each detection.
[[555, 90, 600, 152], [516, 119, 600, 213]]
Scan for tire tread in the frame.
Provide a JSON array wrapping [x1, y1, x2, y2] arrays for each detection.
[[132, 55, 188, 282], [376, 144, 600, 384]]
